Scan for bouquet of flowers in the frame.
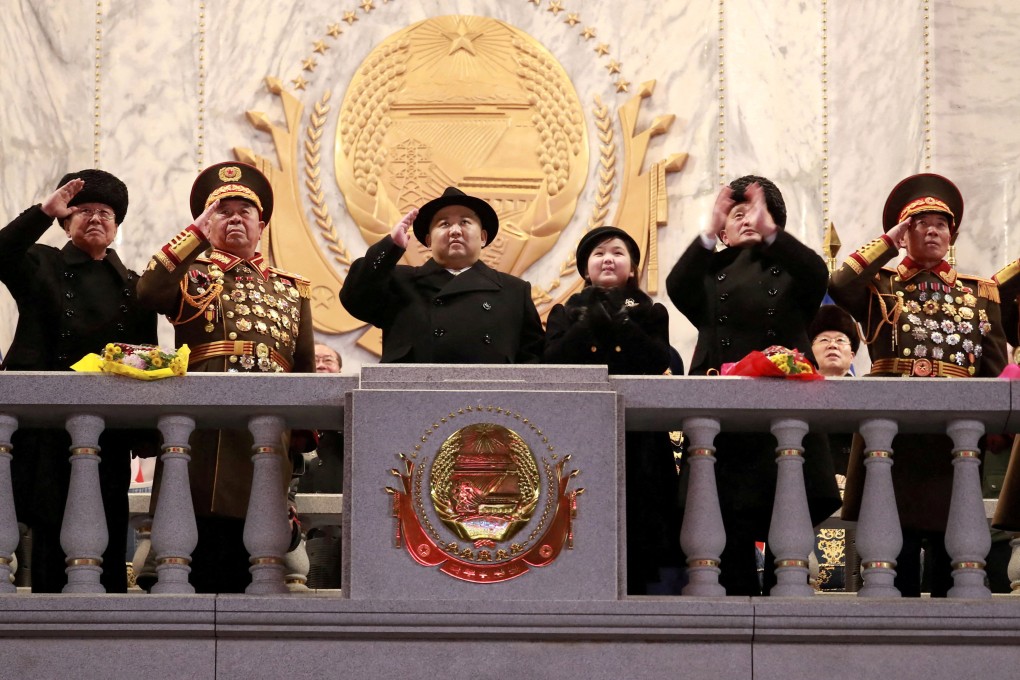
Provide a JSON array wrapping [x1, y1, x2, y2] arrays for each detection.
[[720, 345, 823, 380], [72, 343, 190, 381]]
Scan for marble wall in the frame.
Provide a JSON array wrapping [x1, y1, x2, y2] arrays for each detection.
[[1, 0, 1017, 372]]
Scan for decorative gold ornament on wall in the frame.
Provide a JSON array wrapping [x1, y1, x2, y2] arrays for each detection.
[[234, 3, 686, 349]]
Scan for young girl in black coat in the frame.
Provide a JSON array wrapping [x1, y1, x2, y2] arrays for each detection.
[[544, 226, 684, 594]]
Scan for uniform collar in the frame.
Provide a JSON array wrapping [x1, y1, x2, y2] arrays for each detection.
[[207, 249, 271, 280], [897, 256, 956, 285], [60, 241, 132, 282]]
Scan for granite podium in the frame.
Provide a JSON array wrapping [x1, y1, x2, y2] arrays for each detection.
[[344, 364, 619, 601]]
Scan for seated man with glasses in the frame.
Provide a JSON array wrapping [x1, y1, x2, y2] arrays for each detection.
[[808, 304, 859, 379]]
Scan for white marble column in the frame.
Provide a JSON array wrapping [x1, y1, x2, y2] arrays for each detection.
[[284, 537, 310, 592], [0, 415, 18, 593], [945, 419, 991, 599], [1008, 536, 1020, 594], [244, 415, 290, 595], [150, 415, 198, 594], [768, 418, 814, 597], [855, 418, 902, 598], [679, 416, 725, 597], [61, 414, 107, 594]]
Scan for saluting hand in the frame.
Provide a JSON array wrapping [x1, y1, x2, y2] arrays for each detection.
[[745, 182, 777, 240], [193, 199, 221, 240], [390, 208, 419, 249], [885, 216, 912, 249], [41, 178, 85, 219], [707, 185, 735, 240]]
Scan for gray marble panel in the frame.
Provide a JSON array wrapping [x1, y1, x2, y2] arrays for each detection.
[[347, 388, 617, 601]]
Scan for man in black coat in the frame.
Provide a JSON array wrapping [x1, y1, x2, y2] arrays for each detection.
[[0, 169, 158, 592], [666, 175, 840, 595], [340, 187, 544, 363]]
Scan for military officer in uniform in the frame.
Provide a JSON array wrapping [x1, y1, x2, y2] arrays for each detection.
[[0, 169, 157, 592], [666, 175, 841, 595], [990, 257, 1020, 533], [138, 162, 315, 592], [829, 172, 1008, 596], [340, 187, 544, 363]]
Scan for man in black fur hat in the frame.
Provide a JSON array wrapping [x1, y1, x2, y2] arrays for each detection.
[[340, 187, 544, 363], [808, 304, 860, 379], [666, 175, 840, 595], [0, 169, 157, 592]]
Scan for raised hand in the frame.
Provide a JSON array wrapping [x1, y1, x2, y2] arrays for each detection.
[[41, 178, 85, 219], [885, 216, 912, 249], [745, 182, 777, 240], [193, 199, 221, 240], [390, 208, 419, 249], [708, 185, 736, 239]]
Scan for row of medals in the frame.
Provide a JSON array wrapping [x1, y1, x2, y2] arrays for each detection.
[[199, 263, 301, 371], [896, 284, 990, 373]]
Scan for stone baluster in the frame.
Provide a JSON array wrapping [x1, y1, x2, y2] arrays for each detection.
[[150, 415, 198, 594], [62, 414, 107, 593], [1008, 536, 1020, 594], [768, 418, 814, 597], [855, 418, 901, 598], [679, 417, 725, 597], [0, 415, 18, 593], [945, 419, 992, 599], [244, 415, 290, 594], [284, 537, 310, 592]]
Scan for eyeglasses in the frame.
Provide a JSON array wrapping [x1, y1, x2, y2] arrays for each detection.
[[812, 335, 852, 347], [76, 207, 115, 222]]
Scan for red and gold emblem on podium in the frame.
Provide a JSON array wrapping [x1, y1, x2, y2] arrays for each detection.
[[386, 414, 583, 583]]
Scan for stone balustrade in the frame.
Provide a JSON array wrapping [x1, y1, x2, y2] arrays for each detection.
[[0, 370, 1017, 598]]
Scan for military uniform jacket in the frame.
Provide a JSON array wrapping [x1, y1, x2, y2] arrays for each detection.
[[666, 231, 839, 533], [829, 234, 1008, 531], [994, 258, 1020, 349], [137, 224, 315, 518], [992, 258, 1020, 530], [340, 236, 544, 363]]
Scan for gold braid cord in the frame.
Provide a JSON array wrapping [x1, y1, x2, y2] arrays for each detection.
[[172, 279, 223, 325], [864, 282, 902, 346]]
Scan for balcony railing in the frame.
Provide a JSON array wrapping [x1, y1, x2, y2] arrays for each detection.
[[1, 369, 1019, 678]]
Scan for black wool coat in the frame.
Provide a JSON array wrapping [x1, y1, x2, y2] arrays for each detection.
[[0, 205, 157, 593], [665, 231, 840, 532], [340, 236, 544, 363]]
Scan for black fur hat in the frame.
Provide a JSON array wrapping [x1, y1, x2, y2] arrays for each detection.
[[808, 304, 860, 354], [56, 169, 129, 224]]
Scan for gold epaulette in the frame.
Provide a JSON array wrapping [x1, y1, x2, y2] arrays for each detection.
[[993, 259, 1020, 286], [959, 274, 1000, 303], [269, 266, 312, 299], [158, 225, 206, 273], [845, 236, 894, 274]]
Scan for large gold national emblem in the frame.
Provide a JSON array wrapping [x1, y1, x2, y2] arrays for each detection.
[[335, 16, 588, 276], [386, 415, 583, 583], [235, 7, 686, 354]]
